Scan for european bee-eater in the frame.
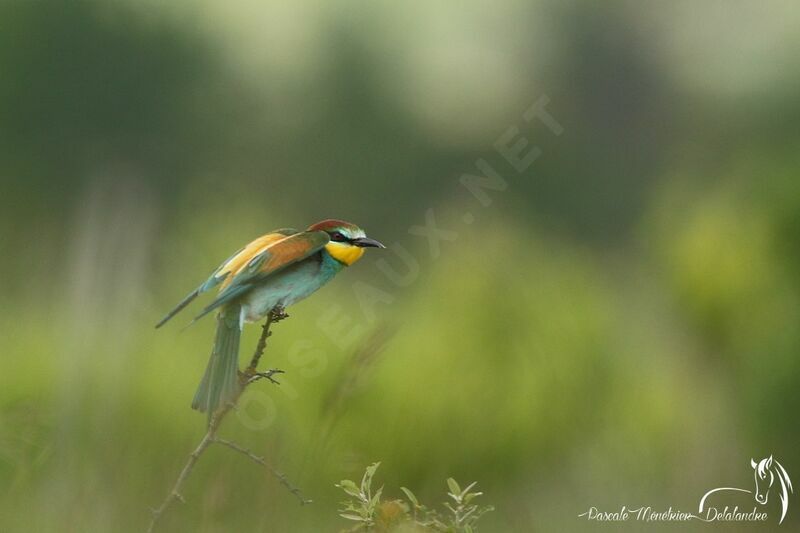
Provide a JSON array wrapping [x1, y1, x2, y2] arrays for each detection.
[[156, 219, 384, 416]]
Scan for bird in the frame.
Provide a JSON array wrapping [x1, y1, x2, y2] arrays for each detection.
[[155, 219, 385, 418]]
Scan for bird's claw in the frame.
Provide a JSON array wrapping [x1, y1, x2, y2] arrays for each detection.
[[269, 306, 289, 323], [249, 368, 285, 385]]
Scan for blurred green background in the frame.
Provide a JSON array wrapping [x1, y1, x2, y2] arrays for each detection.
[[2, 0, 800, 531]]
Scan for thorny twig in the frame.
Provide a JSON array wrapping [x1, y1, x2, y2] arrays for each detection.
[[146, 309, 307, 533], [214, 437, 311, 505]]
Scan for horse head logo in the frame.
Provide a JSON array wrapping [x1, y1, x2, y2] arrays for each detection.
[[751, 455, 793, 522], [700, 455, 793, 524], [752, 456, 774, 504]]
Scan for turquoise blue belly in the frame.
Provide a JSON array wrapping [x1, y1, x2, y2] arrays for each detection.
[[240, 253, 343, 322]]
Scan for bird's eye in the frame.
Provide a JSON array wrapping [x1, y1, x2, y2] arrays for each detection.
[[331, 231, 346, 242]]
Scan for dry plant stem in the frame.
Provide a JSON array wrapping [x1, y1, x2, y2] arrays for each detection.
[[246, 313, 274, 375], [146, 398, 234, 532], [147, 310, 306, 533], [215, 437, 311, 504]]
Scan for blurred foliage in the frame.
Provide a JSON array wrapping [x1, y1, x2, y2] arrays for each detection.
[[336, 462, 493, 532], [1, 0, 800, 531]]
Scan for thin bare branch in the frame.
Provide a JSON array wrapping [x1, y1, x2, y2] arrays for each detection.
[[246, 314, 274, 375], [147, 312, 305, 532], [147, 407, 227, 533], [214, 437, 312, 505]]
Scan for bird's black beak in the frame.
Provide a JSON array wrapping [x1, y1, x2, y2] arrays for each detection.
[[352, 237, 385, 248]]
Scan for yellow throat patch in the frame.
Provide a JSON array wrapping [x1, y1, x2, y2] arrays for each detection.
[[325, 242, 365, 266]]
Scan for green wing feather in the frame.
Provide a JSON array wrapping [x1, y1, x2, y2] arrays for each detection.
[[154, 228, 303, 328], [189, 230, 330, 323]]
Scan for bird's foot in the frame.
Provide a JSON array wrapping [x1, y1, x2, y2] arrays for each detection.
[[269, 306, 289, 323], [248, 368, 285, 385]]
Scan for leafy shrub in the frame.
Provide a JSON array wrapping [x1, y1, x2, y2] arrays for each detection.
[[336, 463, 493, 532]]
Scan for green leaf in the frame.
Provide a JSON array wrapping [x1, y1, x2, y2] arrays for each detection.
[[472, 505, 495, 521], [361, 462, 381, 492], [336, 479, 362, 498], [400, 487, 419, 508], [365, 462, 380, 478], [463, 491, 482, 503], [370, 486, 383, 509], [339, 513, 365, 522], [446, 478, 461, 496], [461, 481, 478, 496], [460, 506, 478, 521]]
